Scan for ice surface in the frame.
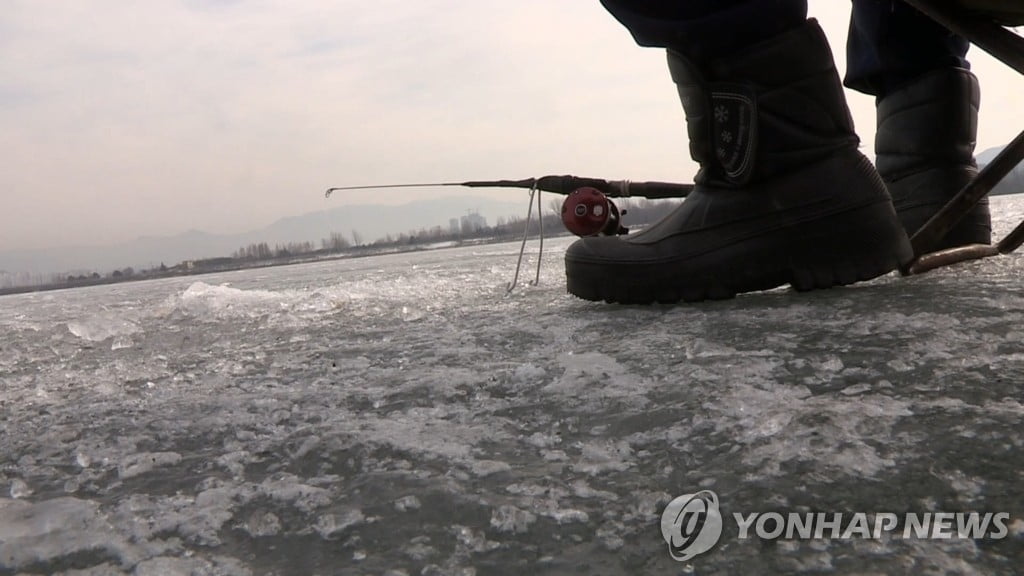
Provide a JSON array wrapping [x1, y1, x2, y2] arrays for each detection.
[[1, 196, 1024, 574], [0, 497, 146, 572]]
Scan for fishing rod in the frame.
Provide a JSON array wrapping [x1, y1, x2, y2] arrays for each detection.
[[324, 174, 694, 291], [326, 175, 693, 200], [326, 175, 693, 236]]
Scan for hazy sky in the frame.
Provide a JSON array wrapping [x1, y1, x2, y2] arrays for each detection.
[[3, 1, 1023, 251]]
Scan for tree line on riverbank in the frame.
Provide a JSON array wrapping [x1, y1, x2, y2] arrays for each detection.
[[0, 199, 679, 295]]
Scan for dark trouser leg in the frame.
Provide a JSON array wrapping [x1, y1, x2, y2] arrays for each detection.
[[598, 0, 806, 59], [846, 0, 969, 98], [848, 0, 991, 247]]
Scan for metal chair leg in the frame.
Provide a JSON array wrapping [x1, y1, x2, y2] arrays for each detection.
[[899, 0, 1024, 274]]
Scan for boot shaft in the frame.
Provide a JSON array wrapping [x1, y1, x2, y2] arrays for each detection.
[[666, 19, 859, 187], [874, 68, 990, 247], [875, 68, 980, 180]]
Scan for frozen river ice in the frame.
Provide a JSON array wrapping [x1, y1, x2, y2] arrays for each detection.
[[2, 196, 1024, 575]]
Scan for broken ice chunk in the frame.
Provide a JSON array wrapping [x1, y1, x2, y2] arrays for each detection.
[[394, 495, 422, 512], [118, 452, 183, 479], [490, 505, 536, 534], [10, 479, 32, 499]]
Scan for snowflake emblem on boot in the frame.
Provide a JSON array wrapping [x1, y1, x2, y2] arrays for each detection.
[[714, 105, 729, 123]]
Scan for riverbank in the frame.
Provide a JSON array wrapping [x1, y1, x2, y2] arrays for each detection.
[[0, 234, 546, 297]]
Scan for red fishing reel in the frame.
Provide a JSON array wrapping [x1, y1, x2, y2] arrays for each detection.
[[560, 187, 628, 237]]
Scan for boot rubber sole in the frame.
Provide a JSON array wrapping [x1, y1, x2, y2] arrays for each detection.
[[565, 199, 913, 304]]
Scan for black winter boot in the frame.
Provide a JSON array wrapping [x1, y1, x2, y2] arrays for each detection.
[[564, 19, 913, 304], [875, 68, 992, 249]]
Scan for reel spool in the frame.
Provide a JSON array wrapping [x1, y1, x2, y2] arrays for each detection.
[[560, 187, 628, 237]]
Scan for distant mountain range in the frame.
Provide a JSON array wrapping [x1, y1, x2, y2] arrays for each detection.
[[0, 196, 529, 277], [3, 147, 1021, 280], [977, 145, 1024, 195]]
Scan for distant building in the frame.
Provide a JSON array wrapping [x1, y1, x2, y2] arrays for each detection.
[[450, 218, 461, 235], [460, 212, 487, 233]]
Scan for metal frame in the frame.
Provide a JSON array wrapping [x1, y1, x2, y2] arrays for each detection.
[[901, 0, 1024, 274]]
